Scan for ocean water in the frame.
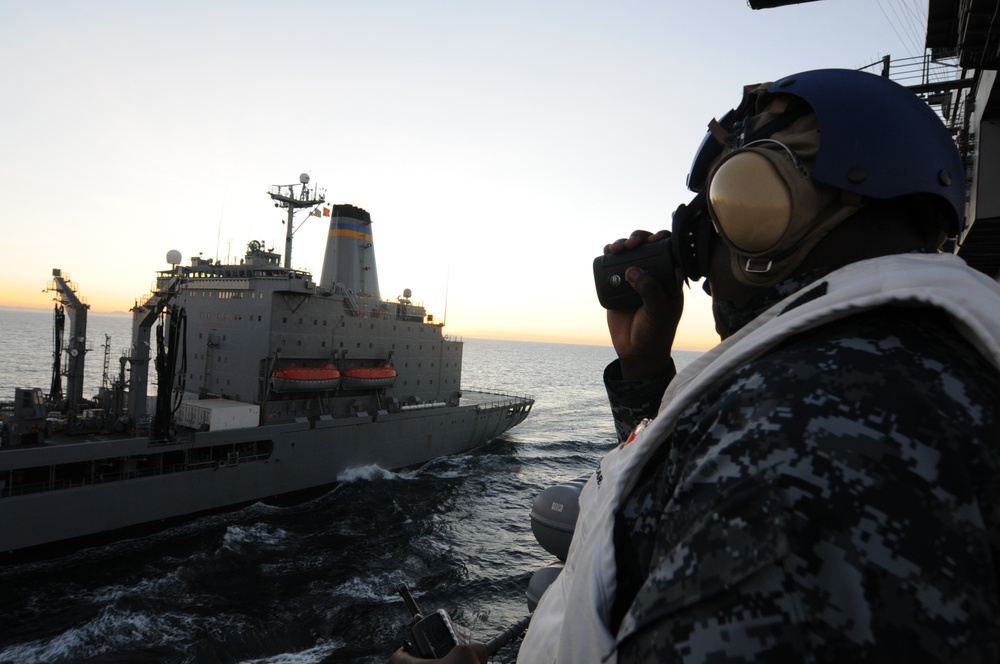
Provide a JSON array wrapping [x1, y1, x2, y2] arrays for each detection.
[[0, 307, 701, 663]]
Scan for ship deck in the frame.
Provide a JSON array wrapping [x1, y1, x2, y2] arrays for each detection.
[[0, 388, 534, 454], [460, 389, 534, 410]]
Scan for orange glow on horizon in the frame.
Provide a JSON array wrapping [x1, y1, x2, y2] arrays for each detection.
[[0, 286, 133, 315]]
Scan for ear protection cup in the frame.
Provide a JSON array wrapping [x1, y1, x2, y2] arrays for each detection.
[[703, 130, 863, 286], [708, 149, 793, 254]]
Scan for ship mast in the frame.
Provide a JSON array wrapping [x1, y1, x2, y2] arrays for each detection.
[[267, 173, 326, 269]]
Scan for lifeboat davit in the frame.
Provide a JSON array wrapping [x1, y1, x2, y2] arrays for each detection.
[[342, 365, 397, 390], [270, 364, 342, 392]]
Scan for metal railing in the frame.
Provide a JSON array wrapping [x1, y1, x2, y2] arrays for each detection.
[[461, 389, 535, 411], [858, 54, 973, 158]]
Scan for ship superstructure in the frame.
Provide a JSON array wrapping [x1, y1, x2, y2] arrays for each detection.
[[0, 177, 533, 555]]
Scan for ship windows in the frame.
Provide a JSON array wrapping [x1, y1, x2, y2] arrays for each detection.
[[5, 465, 51, 495], [2, 443, 283, 496]]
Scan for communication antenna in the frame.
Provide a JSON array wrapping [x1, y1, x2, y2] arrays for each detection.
[[215, 183, 228, 263], [442, 265, 450, 326], [267, 172, 326, 269]]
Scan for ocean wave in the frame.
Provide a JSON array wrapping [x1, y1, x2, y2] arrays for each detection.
[[0, 605, 194, 663], [330, 569, 411, 603], [258, 553, 330, 577], [89, 569, 188, 604], [236, 638, 346, 664], [336, 464, 400, 483], [221, 522, 291, 551]]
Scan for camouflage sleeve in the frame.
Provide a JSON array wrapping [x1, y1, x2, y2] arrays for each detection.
[[604, 358, 675, 444], [614, 309, 1000, 663]]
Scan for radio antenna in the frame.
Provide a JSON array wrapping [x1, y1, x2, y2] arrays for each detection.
[[442, 265, 450, 326], [215, 183, 228, 263]]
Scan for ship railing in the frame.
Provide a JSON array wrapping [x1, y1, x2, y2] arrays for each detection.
[[461, 388, 535, 411], [3, 479, 65, 497], [858, 53, 973, 160], [342, 301, 438, 325]]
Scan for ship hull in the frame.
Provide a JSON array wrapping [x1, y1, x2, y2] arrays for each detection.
[[0, 396, 531, 554]]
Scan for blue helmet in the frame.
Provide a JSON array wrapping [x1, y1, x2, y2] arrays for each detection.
[[688, 68, 966, 235]]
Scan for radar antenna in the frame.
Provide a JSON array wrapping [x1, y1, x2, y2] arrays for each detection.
[[267, 172, 326, 269]]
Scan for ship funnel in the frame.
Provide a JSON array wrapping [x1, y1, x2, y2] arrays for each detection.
[[319, 204, 381, 300]]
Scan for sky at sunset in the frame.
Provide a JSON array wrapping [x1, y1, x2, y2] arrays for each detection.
[[1, 1, 932, 350]]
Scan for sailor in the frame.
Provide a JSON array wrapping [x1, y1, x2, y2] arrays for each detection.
[[521, 68, 1000, 662], [393, 68, 1000, 663]]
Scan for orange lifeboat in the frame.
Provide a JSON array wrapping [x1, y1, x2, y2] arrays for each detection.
[[270, 364, 342, 392], [342, 365, 397, 390]]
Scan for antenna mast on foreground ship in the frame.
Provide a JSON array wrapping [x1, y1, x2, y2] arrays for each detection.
[[268, 173, 326, 269]]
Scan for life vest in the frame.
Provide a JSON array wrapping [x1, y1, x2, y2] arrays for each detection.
[[518, 253, 1000, 663]]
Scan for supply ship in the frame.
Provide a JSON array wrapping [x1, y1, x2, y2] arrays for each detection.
[[0, 175, 534, 555]]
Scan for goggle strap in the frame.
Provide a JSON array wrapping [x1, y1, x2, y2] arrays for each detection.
[[708, 118, 729, 145], [739, 98, 812, 148]]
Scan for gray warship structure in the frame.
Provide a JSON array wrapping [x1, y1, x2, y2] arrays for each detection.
[[0, 174, 533, 555]]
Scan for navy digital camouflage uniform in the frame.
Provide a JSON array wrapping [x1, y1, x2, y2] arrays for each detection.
[[604, 284, 1000, 662]]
